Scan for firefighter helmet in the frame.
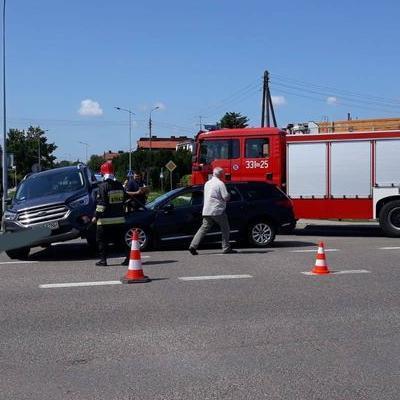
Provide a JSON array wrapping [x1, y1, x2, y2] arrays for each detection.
[[100, 161, 114, 176]]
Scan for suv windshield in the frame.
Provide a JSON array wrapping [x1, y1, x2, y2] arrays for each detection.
[[15, 170, 85, 201]]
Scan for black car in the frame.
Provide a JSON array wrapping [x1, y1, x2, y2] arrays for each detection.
[[123, 181, 296, 250], [4, 164, 98, 259]]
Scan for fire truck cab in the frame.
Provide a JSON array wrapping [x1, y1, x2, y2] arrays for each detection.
[[192, 128, 285, 187]]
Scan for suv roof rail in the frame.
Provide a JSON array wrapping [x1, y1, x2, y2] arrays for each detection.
[[22, 173, 34, 181]]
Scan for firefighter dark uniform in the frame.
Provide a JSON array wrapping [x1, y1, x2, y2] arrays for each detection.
[[94, 162, 128, 266]]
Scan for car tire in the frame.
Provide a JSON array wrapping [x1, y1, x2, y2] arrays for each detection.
[[379, 200, 400, 237], [6, 247, 30, 260], [247, 220, 276, 247], [124, 226, 151, 251]]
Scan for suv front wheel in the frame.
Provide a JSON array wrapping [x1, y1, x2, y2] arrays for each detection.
[[6, 247, 30, 260], [247, 220, 276, 247]]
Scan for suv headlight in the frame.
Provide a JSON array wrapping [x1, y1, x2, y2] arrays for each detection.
[[69, 194, 90, 208], [3, 210, 17, 221]]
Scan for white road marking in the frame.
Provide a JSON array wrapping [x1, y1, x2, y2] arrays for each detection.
[[302, 269, 370, 276], [0, 261, 38, 265], [379, 247, 400, 250], [39, 281, 122, 289], [179, 274, 253, 281], [290, 249, 339, 253]]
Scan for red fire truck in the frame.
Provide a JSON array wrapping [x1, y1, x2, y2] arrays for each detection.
[[191, 127, 400, 236]]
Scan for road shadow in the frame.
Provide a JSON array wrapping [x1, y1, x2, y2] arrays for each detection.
[[294, 225, 384, 238], [143, 260, 177, 266], [273, 240, 316, 248], [29, 242, 125, 262]]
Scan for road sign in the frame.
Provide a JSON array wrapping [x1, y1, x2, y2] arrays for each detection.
[[165, 160, 177, 172]]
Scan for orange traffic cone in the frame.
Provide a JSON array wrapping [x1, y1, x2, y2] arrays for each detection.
[[311, 242, 330, 274], [121, 230, 151, 284]]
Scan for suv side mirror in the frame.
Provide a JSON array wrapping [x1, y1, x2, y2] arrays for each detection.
[[5, 197, 12, 206]]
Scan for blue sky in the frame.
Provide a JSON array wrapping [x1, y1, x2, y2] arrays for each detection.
[[4, 0, 400, 161]]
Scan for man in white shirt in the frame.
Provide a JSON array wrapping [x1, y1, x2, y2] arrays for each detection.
[[189, 167, 237, 255]]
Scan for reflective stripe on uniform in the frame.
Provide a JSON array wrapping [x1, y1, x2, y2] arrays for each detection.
[[96, 205, 106, 212], [108, 190, 124, 204], [97, 217, 125, 225]]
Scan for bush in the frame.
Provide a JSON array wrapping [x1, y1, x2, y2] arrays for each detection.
[[179, 174, 192, 187]]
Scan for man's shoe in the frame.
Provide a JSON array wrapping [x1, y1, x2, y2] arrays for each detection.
[[95, 260, 108, 266], [189, 247, 198, 255], [121, 258, 129, 266], [222, 248, 238, 254]]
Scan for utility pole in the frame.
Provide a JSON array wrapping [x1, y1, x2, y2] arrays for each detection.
[[198, 115, 204, 131], [261, 70, 277, 128]]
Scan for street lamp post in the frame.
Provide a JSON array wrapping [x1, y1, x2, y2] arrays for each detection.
[[114, 106, 135, 176], [78, 141, 89, 163], [147, 106, 160, 185], [2, 0, 7, 225], [148, 106, 160, 153]]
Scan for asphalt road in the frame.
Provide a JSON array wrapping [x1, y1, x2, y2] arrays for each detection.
[[1, 222, 399, 399]]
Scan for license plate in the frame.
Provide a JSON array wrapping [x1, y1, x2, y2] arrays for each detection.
[[42, 221, 59, 230]]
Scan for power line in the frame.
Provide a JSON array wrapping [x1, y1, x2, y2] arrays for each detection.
[[202, 85, 262, 121], [272, 81, 400, 110], [271, 86, 398, 115], [195, 78, 262, 117], [271, 73, 400, 106]]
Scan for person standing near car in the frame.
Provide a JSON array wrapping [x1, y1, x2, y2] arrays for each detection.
[[126, 171, 149, 210], [93, 162, 129, 266], [189, 167, 237, 255]]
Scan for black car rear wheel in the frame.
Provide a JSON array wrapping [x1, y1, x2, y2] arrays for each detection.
[[247, 220, 276, 247], [124, 226, 151, 251]]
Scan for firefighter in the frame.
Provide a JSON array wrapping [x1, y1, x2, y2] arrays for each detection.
[[92, 162, 129, 266]]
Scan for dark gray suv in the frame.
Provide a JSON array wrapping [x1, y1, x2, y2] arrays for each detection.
[[3, 164, 98, 259]]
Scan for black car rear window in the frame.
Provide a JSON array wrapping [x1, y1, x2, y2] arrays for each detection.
[[238, 183, 286, 201]]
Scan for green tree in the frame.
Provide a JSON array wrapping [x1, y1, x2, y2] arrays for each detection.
[[219, 112, 249, 129], [111, 149, 192, 190], [7, 126, 57, 180], [87, 154, 104, 172], [54, 160, 73, 168]]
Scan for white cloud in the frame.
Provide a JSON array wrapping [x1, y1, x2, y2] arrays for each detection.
[[271, 96, 286, 106], [78, 99, 103, 116], [154, 101, 166, 111], [326, 96, 338, 105]]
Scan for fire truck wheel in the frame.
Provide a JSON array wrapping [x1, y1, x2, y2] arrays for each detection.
[[247, 220, 276, 247], [379, 200, 400, 237]]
